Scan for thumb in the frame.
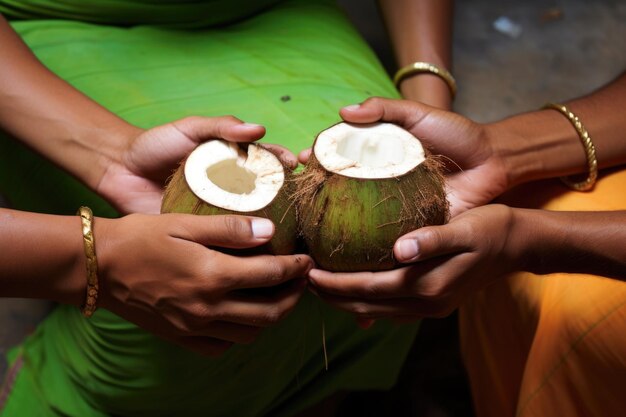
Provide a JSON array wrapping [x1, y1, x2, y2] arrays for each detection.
[[170, 214, 275, 249], [393, 224, 468, 264], [171, 115, 266, 144], [126, 116, 266, 180], [297, 148, 312, 165], [339, 97, 431, 129]]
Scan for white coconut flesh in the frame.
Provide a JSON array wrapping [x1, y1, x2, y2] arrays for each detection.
[[314, 122, 426, 179], [184, 140, 285, 212]]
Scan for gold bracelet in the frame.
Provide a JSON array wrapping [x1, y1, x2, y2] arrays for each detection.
[[77, 206, 99, 318], [393, 61, 457, 98], [543, 103, 598, 191]]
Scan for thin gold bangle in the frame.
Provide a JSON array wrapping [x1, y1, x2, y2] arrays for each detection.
[[393, 61, 457, 99], [542, 103, 598, 191], [77, 206, 99, 318]]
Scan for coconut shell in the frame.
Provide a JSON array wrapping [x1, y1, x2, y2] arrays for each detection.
[[295, 153, 448, 272], [161, 145, 298, 256]]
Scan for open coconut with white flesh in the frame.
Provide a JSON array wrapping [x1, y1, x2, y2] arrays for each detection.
[[296, 122, 448, 272], [161, 140, 297, 255]]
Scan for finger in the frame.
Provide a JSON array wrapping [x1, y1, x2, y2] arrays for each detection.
[[217, 253, 314, 290], [297, 148, 312, 165], [307, 267, 414, 300], [261, 144, 298, 170], [170, 214, 275, 248], [109, 306, 250, 355], [215, 279, 307, 326], [314, 291, 451, 319], [309, 259, 459, 302], [339, 98, 431, 130], [126, 116, 266, 181], [172, 115, 266, 144], [394, 223, 471, 263]]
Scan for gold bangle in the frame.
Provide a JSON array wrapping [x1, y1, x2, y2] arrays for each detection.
[[393, 61, 457, 98], [77, 206, 99, 318], [542, 102, 598, 191]]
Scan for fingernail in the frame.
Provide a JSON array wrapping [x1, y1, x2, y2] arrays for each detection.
[[342, 104, 360, 111], [251, 218, 274, 239], [397, 239, 419, 261], [240, 122, 263, 129], [305, 260, 315, 275], [307, 268, 323, 281]]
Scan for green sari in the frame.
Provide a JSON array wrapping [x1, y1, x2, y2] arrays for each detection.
[[0, 1, 418, 415]]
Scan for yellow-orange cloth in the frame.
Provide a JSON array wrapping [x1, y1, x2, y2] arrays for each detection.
[[459, 167, 626, 417]]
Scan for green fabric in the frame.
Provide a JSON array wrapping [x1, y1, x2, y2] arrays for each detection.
[[0, 0, 284, 27], [0, 1, 419, 416]]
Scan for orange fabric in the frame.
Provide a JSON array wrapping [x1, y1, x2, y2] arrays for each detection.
[[459, 167, 626, 417]]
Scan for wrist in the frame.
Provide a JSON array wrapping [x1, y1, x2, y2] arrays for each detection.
[[483, 121, 533, 190], [487, 108, 589, 188], [399, 74, 452, 110], [49, 214, 88, 306], [508, 208, 543, 274], [79, 121, 143, 191], [509, 208, 583, 276], [89, 215, 117, 311]]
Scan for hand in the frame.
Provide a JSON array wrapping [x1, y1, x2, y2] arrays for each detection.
[[96, 116, 297, 215], [298, 98, 510, 217], [307, 205, 523, 322], [95, 213, 313, 356]]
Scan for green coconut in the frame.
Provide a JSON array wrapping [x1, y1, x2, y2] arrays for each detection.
[[161, 140, 297, 255], [295, 122, 448, 272]]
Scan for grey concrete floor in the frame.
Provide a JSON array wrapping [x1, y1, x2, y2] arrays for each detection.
[[339, 0, 626, 121]]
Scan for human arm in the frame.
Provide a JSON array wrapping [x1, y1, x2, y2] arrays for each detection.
[[377, 0, 454, 109], [309, 205, 626, 321], [0, 208, 313, 354], [339, 71, 626, 216], [0, 15, 271, 214], [305, 72, 626, 321]]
